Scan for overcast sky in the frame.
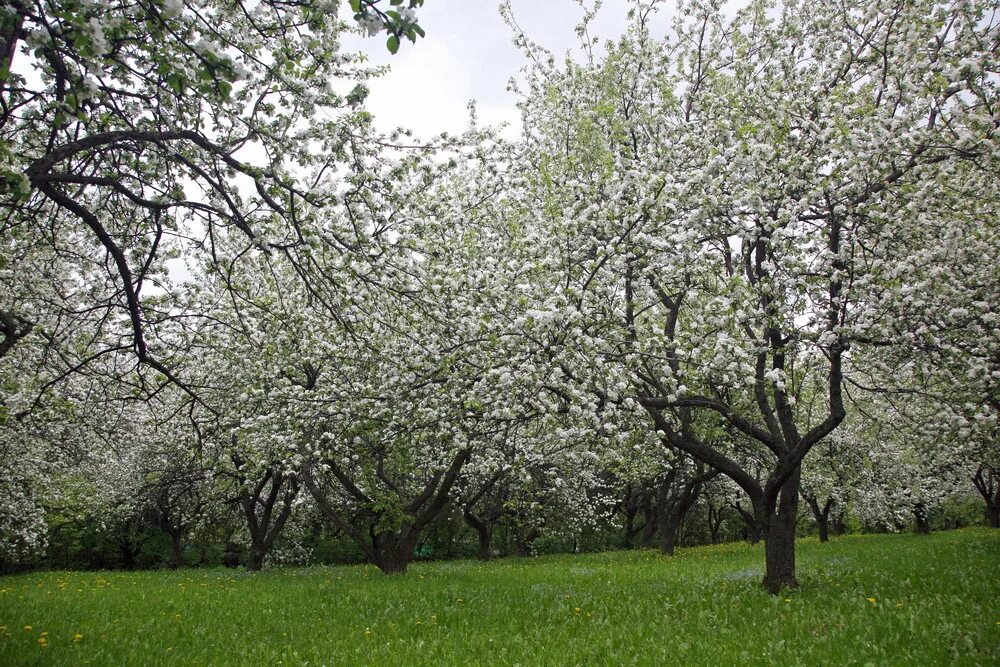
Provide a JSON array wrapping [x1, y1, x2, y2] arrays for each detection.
[[342, 1, 647, 138]]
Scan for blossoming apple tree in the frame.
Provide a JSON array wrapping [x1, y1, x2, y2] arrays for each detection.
[[507, 0, 998, 591]]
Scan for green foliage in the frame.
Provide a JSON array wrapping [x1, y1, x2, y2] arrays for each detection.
[[350, 0, 425, 53], [1, 530, 997, 664]]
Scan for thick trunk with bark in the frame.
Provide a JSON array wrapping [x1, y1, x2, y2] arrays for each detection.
[[987, 503, 1000, 529], [306, 449, 471, 576], [761, 468, 801, 594], [247, 544, 267, 572], [817, 515, 829, 543], [659, 518, 679, 556], [169, 531, 184, 569], [238, 470, 299, 572], [371, 533, 417, 574]]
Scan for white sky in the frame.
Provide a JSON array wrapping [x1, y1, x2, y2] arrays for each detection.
[[341, 1, 645, 138]]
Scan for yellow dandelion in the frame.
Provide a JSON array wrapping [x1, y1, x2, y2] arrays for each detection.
[[784, 598, 792, 603], [24, 625, 32, 631], [866, 597, 877, 604], [364, 628, 372, 637], [38, 637, 47, 646]]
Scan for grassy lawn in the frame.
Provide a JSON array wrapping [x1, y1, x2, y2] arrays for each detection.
[[1, 528, 998, 665]]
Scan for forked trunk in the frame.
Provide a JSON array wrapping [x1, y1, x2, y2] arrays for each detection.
[[658, 480, 701, 556], [804, 495, 833, 543], [464, 511, 493, 560], [707, 504, 724, 544], [372, 534, 417, 574], [972, 466, 999, 528]]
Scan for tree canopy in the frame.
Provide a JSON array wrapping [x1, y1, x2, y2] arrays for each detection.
[[1, 0, 997, 594]]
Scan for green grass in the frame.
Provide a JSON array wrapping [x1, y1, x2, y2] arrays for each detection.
[[2, 529, 998, 665]]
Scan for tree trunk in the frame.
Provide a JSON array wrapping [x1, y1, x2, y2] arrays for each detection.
[[464, 511, 493, 560], [169, 531, 184, 569], [119, 533, 139, 570], [372, 533, 417, 574], [804, 495, 833, 543], [622, 487, 639, 547], [986, 502, 1000, 529], [657, 480, 701, 556], [514, 526, 539, 556], [707, 504, 724, 544], [376, 553, 409, 574], [972, 466, 999, 528], [761, 467, 801, 594], [816, 514, 829, 543], [660, 517, 679, 556], [913, 502, 930, 534], [247, 543, 266, 572]]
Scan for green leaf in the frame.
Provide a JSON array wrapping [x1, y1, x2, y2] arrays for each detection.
[[386, 35, 400, 54], [349, 0, 362, 11], [166, 72, 184, 93]]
